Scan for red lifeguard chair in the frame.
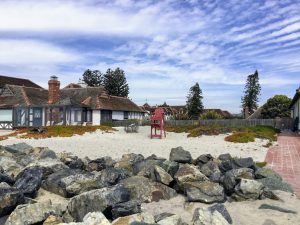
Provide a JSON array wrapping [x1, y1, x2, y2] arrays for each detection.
[[150, 108, 166, 139]]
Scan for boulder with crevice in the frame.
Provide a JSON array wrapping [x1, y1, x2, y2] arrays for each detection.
[[169, 147, 192, 163]]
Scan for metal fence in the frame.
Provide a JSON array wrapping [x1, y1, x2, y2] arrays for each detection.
[[112, 118, 294, 130]]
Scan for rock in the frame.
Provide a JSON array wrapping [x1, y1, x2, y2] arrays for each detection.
[[154, 213, 175, 222], [4, 143, 33, 154], [120, 176, 177, 203], [185, 181, 225, 203], [5, 201, 66, 225], [258, 204, 297, 214], [208, 204, 232, 224], [115, 153, 144, 173], [194, 154, 213, 167], [169, 147, 192, 163], [13, 166, 43, 198], [112, 213, 155, 225], [209, 172, 222, 183], [218, 154, 232, 162], [38, 148, 57, 160], [231, 179, 264, 201], [0, 182, 24, 217], [174, 164, 208, 191], [0, 156, 22, 177], [192, 207, 229, 225], [153, 165, 173, 185], [111, 200, 141, 220], [146, 154, 166, 161], [66, 158, 85, 170], [219, 157, 255, 173], [255, 168, 282, 181], [98, 167, 130, 186], [262, 219, 277, 225], [257, 177, 293, 193], [158, 214, 182, 225], [200, 161, 220, 177], [43, 215, 64, 225], [161, 160, 179, 177], [261, 189, 281, 200], [0, 172, 14, 185], [222, 168, 254, 194], [133, 160, 163, 177], [60, 212, 111, 225], [67, 185, 130, 221], [86, 157, 115, 172]]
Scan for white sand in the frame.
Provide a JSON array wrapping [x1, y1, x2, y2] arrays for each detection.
[[142, 191, 300, 225], [0, 126, 270, 161]]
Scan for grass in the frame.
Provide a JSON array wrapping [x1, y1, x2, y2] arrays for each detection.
[[165, 124, 279, 143], [0, 125, 116, 140]]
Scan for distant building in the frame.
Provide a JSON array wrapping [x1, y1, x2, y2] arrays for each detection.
[[289, 87, 300, 131], [0, 75, 145, 129]]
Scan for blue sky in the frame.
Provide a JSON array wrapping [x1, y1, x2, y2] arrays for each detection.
[[0, 0, 300, 113]]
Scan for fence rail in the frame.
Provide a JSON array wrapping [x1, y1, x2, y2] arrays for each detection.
[[112, 118, 294, 130], [0, 121, 13, 130]]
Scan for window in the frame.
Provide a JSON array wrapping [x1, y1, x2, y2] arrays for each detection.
[[124, 111, 129, 119], [86, 110, 92, 122], [74, 110, 82, 122]]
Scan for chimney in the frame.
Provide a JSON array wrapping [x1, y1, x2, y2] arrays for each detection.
[[48, 75, 60, 104]]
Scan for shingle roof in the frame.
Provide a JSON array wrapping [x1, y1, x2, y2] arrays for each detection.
[[0, 85, 144, 112], [0, 75, 42, 88]]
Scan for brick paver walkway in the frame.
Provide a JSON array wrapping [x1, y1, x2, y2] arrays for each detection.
[[265, 133, 300, 197]]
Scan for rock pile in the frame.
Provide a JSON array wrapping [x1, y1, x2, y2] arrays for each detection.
[[0, 144, 294, 225]]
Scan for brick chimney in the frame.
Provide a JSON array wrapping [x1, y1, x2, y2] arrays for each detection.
[[48, 76, 60, 104]]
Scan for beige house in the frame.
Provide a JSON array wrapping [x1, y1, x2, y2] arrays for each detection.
[[290, 87, 300, 131]]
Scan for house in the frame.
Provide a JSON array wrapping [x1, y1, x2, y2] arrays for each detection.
[[0, 75, 145, 129], [141, 103, 187, 120], [289, 87, 300, 131]]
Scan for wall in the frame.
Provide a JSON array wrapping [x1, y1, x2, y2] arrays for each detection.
[[92, 110, 101, 125], [128, 112, 144, 120]]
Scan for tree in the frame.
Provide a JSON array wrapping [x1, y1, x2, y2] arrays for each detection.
[[81, 69, 103, 87], [261, 95, 292, 118], [186, 82, 204, 119], [241, 70, 261, 115], [103, 68, 129, 97], [159, 102, 169, 107]]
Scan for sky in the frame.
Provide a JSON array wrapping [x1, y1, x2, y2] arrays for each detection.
[[0, 0, 300, 113]]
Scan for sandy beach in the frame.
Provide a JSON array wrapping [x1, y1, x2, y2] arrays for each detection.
[[0, 126, 270, 161]]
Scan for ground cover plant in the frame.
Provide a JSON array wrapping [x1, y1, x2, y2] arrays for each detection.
[[165, 124, 279, 143], [0, 125, 116, 140]]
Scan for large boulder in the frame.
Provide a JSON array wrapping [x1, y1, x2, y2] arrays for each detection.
[[161, 160, 179, 177], [86, 157, 115, 172], [200, 161, 220, 177], [231, 179, 264, 201], [157, 214, 183, 225], [194, 154, 213, 167], [112, 213, 155, 225], [5, 201, 66, 225], [0, 172, 14, 185], [257, 177, 293, 193], [4, 143, 33, 154], [120, 176, 177, 203], [0, 156, 23, 177], [219, 157, 255, 173], [208, 204, 232, 224], [98, 167, 130, 187], [0, 182, 24, 217], [60, 212, 111, 225], [67, 185, 130, 221], [133, 160, 164, 177], [185, 181, 225, 203], [192, 207, 230, 225], [13, 166, 43, 198], [115, 153, 145, 173], [111, 200, 141, 220], [153, 165, 173, 185], [174, 164, 208, 191], [255, 168, 282, 181], [42, 169, 102, 197], [169, 147, 192, 163]]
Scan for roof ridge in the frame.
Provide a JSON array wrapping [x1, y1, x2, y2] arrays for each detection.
[[6, 84, 45, 90], [20, 86, 31, 106]]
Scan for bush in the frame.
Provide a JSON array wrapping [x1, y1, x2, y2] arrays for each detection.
[[225, 132, 256, 143], [200, 111, 223, 120]]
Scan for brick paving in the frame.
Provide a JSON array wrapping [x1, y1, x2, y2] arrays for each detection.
[[265, 133, 300, 197]]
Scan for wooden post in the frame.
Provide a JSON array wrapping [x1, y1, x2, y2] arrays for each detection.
[[63, 106, 66, 125]]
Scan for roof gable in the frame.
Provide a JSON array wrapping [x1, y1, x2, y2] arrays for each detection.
[[0, 75, 42, 88]]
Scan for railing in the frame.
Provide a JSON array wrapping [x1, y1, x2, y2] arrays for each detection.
[[0, 121, 13, 130]]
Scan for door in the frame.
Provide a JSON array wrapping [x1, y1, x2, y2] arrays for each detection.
[[101, 110, 112, 123], [33, 108, 42, 127]]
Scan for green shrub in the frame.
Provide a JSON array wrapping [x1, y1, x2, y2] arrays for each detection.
[[200, 111, 223, 120], [256, 161, 267, 168], [225, 132, 256, 143]]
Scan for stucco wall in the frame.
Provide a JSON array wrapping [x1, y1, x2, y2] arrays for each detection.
[[92, 110, 101, 125]]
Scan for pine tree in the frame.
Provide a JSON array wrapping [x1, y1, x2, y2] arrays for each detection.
[[103, 68, 129, 97], [241, 70, 261, 115], [186, 82, 204, 119], [81, 69, 103, 87]]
